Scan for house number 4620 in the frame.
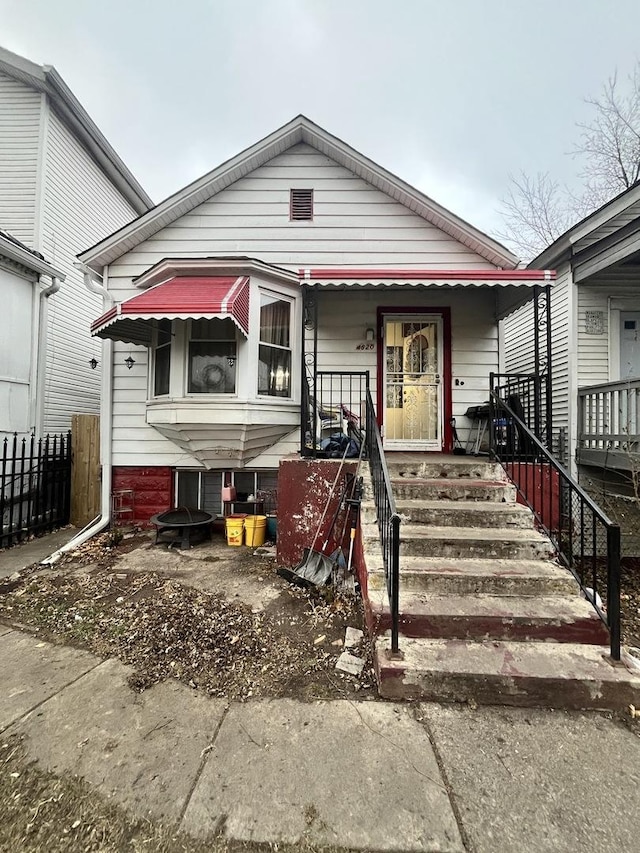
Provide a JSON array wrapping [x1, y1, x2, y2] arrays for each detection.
[[356, 343, 375, 350]]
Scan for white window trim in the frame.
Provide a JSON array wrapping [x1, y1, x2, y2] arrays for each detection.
[[256, 287, 295, 401]]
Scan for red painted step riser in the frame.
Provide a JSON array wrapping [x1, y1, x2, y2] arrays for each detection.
[[369, 609, 609, 645]]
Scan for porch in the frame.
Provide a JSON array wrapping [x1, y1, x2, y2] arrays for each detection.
[[578, 377, 640, 475]]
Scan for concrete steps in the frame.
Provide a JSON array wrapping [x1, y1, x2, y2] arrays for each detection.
[[365, 557, 577, 595], [368, 590, 610, 644], [375, 637, 639, 710], [363, 523, 554, 561], [362, 498, 535, 529], [364, 454, 640, 709]]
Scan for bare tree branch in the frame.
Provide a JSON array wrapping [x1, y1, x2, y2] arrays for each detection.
[[498, 63, 640, 261]]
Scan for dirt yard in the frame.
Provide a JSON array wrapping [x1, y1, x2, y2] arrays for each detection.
[[0, 530, 376, 702]]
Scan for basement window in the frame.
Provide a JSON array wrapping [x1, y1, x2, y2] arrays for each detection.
[[290, 188, 313, 221]]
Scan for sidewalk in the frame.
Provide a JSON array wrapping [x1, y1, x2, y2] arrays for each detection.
[[0, 526, 79, 578], [1, 627, 639, 852]]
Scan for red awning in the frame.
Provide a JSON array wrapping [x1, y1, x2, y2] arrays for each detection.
[[91, 276, 250, 344]]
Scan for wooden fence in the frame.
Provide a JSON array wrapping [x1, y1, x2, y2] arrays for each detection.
[[71, 414, 101, 527]]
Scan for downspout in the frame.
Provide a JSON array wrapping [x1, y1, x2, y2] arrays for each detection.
[[42, 264, 114, 563], [33, 276, 61, 435]]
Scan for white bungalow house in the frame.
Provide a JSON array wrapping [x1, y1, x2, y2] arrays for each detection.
[[0, 45, 152, 437], [503, 184, 640, 490], [77, 115, 552, 525]]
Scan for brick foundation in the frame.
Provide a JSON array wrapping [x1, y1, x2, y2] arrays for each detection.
[[111, 466, 173, 526]]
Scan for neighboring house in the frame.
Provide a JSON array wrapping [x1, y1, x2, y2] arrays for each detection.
[[503, 182, 640, 548], [0, 229, 64, 441], [0, 45, 152, 437], [78, 115, 552, 524]]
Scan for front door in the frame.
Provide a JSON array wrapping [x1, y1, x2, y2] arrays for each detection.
[[620, 312, 640, 379], [383, 315, 443, 450]]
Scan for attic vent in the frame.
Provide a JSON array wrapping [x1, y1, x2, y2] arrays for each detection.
[[290, 188, 314, 221]]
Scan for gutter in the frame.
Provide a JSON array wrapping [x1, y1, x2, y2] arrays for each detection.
[[42, 265, 114, 564]]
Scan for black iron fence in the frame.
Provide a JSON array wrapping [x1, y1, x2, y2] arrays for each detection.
[[1, 432, 72, 548], [488, 387, 621, 660], [365, 389, 401, 653]]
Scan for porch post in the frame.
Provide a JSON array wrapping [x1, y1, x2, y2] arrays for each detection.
[[533, 285, 542, 440], [545, 282, 553, 449]]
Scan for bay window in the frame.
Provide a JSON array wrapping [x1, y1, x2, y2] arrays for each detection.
[[258, 293, 291, 397]]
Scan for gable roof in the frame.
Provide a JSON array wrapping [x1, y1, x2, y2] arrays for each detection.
[[529, 179, 640, 269], [78, 115, 519, 271], [0, 45, 153, 215]]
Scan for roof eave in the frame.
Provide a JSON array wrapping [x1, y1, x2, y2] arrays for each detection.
[[0, 234, 66, 279]]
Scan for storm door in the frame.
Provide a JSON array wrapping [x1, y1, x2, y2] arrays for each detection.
[[383, 315, 443, 450]]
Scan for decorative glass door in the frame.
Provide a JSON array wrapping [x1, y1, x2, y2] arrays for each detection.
[[383, 316, 443, 450]]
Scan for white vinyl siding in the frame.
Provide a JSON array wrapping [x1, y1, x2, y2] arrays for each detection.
[[502, 267, 571, 445], [576, 287, 610, 388], [40, 106, 138, 433], [0, 72, 41, 246], [107, 143, 493, 287]]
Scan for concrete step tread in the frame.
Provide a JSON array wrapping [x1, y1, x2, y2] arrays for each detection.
[[367, 556, 570, 577], [388, 499, 531, 513], [363, 523, 550, 543], [369, 590, 600, 620], [376, 637, 640, 688], [390, 477, 509, 487]]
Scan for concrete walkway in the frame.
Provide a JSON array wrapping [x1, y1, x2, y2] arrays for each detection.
[[0, 526, 79, 578], [1, 628, 639, 852]]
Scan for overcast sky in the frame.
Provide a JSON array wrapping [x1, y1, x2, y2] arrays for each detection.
[[2, 0, 639, 242]]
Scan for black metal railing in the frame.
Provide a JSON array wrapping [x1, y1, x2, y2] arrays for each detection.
[[365, 390, 401, 653], [490, 371, 550, 445], [301, 370, 370, 456], [489, 385, 621, 660], [1, 431, 72, 548]]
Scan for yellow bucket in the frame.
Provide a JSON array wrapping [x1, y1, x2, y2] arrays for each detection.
[[225, 514, 246, 546], [244, 515, 267, 547]]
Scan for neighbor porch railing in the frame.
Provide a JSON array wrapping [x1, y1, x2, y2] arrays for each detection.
[[365, 389, 400, 653], [1, 431, 72, 548], [578, 378, 640, 465], [490, 378, 621, 660]]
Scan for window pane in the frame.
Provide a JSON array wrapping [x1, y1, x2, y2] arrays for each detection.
[[177, 471, 199, 508], [154, 343, 171, 395], [158, 318, 172, 344], [189, 341, 236, 393], [258, 344, 291, 397], [260, 296, 290, 347]]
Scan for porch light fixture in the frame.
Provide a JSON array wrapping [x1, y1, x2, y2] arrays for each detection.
[[89, 357, 99, 369], [124, 355, 135, 370], [365, 327, 375, 342]]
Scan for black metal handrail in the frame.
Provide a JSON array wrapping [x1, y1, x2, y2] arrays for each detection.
[[364, 390, 400, 653], [489, 383, 621, 660]]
